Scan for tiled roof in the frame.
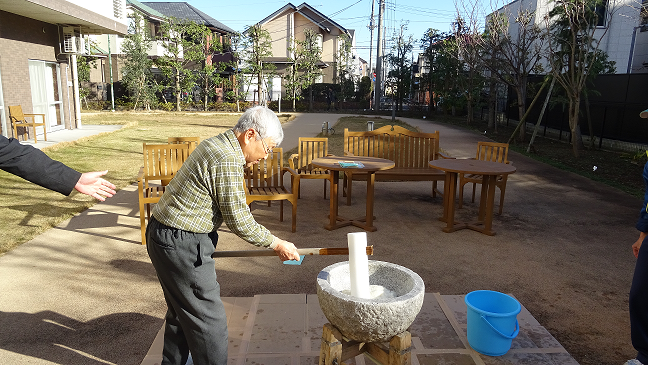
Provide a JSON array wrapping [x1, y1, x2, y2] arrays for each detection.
[[141, 2, 236, 34], [127, 0, 165, 19]]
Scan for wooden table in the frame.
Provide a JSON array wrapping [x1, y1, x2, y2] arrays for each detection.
[[312, 156, 394, 232], [429, 159, 516, 235]]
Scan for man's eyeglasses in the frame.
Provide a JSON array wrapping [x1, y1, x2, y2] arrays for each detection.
[[260, 135, 273, 154]]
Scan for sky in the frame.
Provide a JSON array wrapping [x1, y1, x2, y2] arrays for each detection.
[[142, 0, 466, 67]]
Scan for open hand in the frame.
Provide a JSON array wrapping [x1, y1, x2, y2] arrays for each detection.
[[74, 170, 117, 201]]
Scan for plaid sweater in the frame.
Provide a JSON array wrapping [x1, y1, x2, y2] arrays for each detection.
[[152, 130, 274, 247]]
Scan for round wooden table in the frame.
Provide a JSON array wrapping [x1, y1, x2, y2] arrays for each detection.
[[312, 156, 394, 232], [429, 159, 516, 235]]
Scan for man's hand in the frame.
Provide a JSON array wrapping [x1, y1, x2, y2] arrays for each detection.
[[272, 238, 300, 262], [74, 170, 117, 201], [634, 232, 648, 258]]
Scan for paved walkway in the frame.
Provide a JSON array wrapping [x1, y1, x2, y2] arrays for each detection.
[[0, 114, 641, 365], [141, 293, 577, 365]]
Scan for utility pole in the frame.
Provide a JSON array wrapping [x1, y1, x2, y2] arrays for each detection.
[[373, 0, 384, 111], [368, 0, 375, 109]]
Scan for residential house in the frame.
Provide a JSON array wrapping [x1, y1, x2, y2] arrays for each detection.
[[245, 2, 358, 101], [489, 0, 648, 74], [0, 0, 127, 139], [89, 1, 236, 101]]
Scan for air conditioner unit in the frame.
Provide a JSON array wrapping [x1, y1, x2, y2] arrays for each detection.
[[61, 26, 86, 54]]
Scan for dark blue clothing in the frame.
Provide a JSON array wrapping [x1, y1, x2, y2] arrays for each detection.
[[0, 135, 80, 195], [631, 161, 648, 364]]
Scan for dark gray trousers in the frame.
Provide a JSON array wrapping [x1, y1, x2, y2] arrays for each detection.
[[146, 217, 228, 365]]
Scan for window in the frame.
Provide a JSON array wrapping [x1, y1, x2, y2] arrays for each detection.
[[594, 0, 607, 27]]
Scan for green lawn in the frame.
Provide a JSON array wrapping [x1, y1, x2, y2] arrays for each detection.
[[0, 111, 297, 255]]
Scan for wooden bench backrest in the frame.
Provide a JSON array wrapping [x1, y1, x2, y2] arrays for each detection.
[[168, 136, 200, 154], [344, 125, 440, 168], [142, 143, 190, 182], [245, 148, 285, 188]]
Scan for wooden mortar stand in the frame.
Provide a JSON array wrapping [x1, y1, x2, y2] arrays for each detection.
[[319, 323, 412, 365]]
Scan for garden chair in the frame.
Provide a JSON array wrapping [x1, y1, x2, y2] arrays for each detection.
[[163, 137, 199, 185], [138, 143, 190, 244], [168, 136, 200, 154], [245, 148, 300, 232], [458, 141, 511, 215], [8, 105, 47, 143], [288, 137, 331, 199]]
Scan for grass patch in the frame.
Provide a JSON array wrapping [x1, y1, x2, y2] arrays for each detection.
[[0, 111, 295, 255], [410, 113, 646, 198]]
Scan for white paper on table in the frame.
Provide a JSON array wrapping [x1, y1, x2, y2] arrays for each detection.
[[348, 232, 370, 299]]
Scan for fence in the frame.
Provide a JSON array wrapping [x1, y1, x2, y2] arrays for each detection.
[[504, 74, 648, 150]]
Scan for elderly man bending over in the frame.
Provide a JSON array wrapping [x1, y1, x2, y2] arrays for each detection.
[[146, 106, 300, 365]]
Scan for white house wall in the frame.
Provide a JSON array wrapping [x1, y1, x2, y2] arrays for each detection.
[[492, 0, 647, 74], [66, 0, 127, 25]]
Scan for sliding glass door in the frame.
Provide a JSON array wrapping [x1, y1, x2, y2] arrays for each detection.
[[28, 60, 64, 133]]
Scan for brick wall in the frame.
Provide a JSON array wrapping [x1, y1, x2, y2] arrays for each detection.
[[0, 10, 75, 137]]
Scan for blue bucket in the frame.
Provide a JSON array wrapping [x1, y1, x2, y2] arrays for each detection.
[[465, 290, 521, 356]]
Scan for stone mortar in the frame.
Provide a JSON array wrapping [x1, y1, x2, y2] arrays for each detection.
[[316, 260, 425, 343]]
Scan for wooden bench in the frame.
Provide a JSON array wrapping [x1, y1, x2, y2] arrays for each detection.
[[343, 125, 451, 204]]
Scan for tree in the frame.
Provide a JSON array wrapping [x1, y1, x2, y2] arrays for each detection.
[[545, 0, 617, 157], [481, 7, 546, 138], [121, 10, 155, 110], [285, 36, 302, 111], [420, 29, 449, 113], [293, 28, 323, 111], [76, 55, 96, 108], [156, 17, 209, 111], [240, 24, 275, 105], [452, 15, 485, 124], [195, 33, 232, 110], [334, 33, 355, 102], [386, 23, 414, 111]]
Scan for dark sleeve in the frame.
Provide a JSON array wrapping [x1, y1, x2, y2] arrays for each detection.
[[0, 135, 82, 196], [637, 161, 648, 232]]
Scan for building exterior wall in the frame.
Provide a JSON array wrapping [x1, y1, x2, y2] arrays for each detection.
[[266, 13, 290, 58], [0, 10, 74, 136]]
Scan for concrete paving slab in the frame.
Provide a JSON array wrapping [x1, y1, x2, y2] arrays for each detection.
[[142, 293, 578, 365]]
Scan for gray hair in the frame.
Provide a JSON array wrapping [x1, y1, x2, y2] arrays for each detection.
[[233, 106, 284, 145]]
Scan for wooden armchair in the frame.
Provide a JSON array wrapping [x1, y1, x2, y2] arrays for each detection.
[[163, 137, 199, 185], [168, 136, 200, 154], [458, 141, 511, 215], [8, 105, 47, 143], [245, 148, 300, 232], [288, 137, 331, 198], [138, 143, 190, 244]]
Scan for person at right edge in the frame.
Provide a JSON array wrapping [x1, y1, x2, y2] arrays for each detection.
[[145, 106, 300, 365], [628, 109, 648, 365]]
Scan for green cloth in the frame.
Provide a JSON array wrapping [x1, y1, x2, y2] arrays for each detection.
[[152, 130, 274, 247]]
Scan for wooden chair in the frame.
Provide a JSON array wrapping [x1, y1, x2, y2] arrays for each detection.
[[245, 148, 300, 232], [168, 136, 200, 154], [458, 141, 511, 215], [163, 137, 199, 185], [138, 143, 190, 244], [288, 137, 331, 199], [8, 105, 47, 143]]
